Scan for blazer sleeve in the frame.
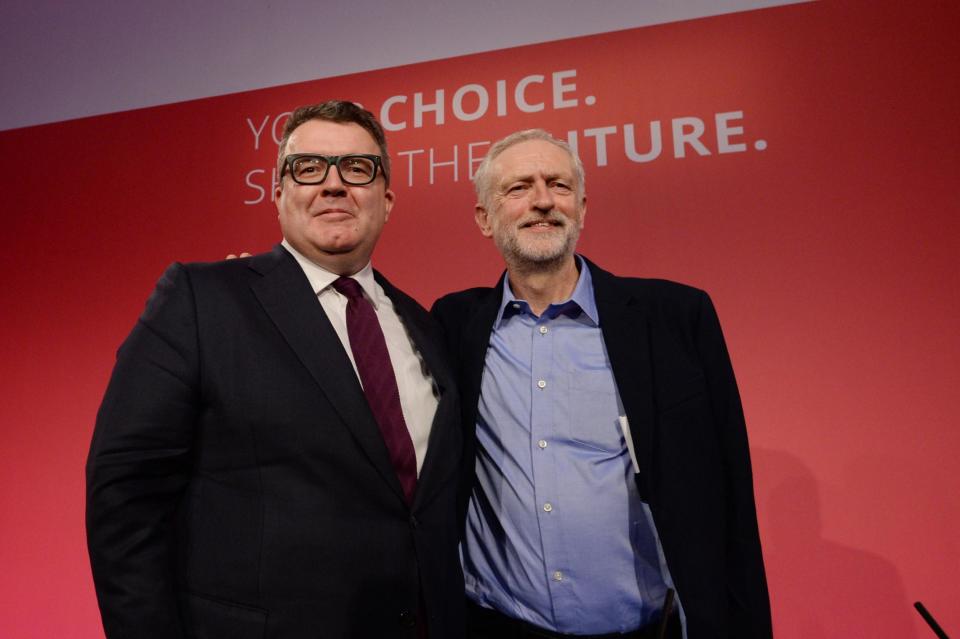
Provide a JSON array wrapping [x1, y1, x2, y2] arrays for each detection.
[[428, 295, 460, 366], [86, 263, 200, 639], [428, 295, 473, 532], [694, 290, 773, 638]]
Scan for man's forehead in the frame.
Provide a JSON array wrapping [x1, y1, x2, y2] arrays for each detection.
[[287, 120, 378, 153], [493, 140, 576, 182]]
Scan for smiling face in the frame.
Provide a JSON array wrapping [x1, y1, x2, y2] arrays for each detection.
[[275, 119, 394, 275], [475, 139, 586, 270]]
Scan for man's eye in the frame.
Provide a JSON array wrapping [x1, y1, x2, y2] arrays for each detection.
[[341, 158, 375, 177], [293, 159, 325, 177]]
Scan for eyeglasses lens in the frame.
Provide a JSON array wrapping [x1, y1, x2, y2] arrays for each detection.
[[290, 155, 377, 185]]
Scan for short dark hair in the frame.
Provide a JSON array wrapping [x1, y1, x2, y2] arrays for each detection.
[[276, 100, 391, 186]]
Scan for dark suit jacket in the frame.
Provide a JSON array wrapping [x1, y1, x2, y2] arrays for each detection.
[[87, 245, 464, 639], [431, 257, 772, 639]]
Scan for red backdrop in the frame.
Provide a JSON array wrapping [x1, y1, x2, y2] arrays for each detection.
[[1, 1, 958, 636]]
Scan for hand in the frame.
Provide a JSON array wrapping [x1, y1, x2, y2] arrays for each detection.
[[225, 253, 252, 259]]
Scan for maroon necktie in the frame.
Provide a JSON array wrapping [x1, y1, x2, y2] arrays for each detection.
[[332, 277, 417, 503]]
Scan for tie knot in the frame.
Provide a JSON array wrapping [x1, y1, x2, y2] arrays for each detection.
[[332, 276, 364, 300]]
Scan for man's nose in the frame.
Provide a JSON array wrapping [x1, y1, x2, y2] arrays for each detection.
[[321, 165, 348, 196], [531, 181, 554, 211]]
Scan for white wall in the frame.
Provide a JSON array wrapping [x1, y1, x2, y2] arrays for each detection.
[[0, 0, 807, 131]]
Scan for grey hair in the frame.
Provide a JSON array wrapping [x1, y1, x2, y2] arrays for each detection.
[[473, 129, 585, 209]]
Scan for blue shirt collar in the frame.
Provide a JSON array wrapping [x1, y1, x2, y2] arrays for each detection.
[[496, 255, 599, 326]]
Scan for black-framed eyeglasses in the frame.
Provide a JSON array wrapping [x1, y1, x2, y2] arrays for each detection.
[[281, 153, 383, 186]]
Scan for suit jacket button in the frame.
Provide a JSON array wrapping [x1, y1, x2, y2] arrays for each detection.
[[399, 609, 416, 628], [409, 514, 419, 528]]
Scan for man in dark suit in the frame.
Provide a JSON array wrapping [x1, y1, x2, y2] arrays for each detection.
[[432, 129, 772, 638], [86, 101, 464, 639]]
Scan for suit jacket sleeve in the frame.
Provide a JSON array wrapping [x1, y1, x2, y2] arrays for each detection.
[[86, 263, 199, 639], [695, 291, 772, 637], [429, 295, 474, 533]]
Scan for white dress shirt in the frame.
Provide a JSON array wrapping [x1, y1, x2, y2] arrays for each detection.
[[282, 239, 439, 473]]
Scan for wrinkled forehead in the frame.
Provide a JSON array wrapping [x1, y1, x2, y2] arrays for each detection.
[[491, 140, 576, 185]]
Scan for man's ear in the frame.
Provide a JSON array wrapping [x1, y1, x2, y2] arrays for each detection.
[[475, 203, 494, 238], [383, 188, 396, 222]]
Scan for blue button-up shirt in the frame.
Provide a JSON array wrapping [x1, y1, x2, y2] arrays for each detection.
[[463, 258, 673, 634]]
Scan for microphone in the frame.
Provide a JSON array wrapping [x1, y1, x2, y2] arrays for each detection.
[[914, 601, 950, 639]]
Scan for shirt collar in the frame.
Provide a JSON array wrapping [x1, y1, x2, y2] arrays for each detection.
[[281, 239, 381, 309], [496, 255, 599, 326]]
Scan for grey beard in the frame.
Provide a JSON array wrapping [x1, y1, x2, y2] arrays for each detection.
[[497, 227, 579, 272]]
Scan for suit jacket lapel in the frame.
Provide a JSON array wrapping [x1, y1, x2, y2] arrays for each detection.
[[249, 246, 406, 503], [375, 272, 454, 397], [587, 258, 656, 502], [375, 272, 460, 509]]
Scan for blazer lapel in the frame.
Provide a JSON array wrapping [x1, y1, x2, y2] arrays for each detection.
[[375, 272, 461, 509], [249, 246, 406, 503], [375, 272, 455, 397], [587, 259, 656, 502]]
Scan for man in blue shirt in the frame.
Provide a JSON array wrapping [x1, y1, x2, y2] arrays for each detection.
[[432, 130, 772, 638]]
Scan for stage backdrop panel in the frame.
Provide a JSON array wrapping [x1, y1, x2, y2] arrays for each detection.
[[0, 1, 957, 636]]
